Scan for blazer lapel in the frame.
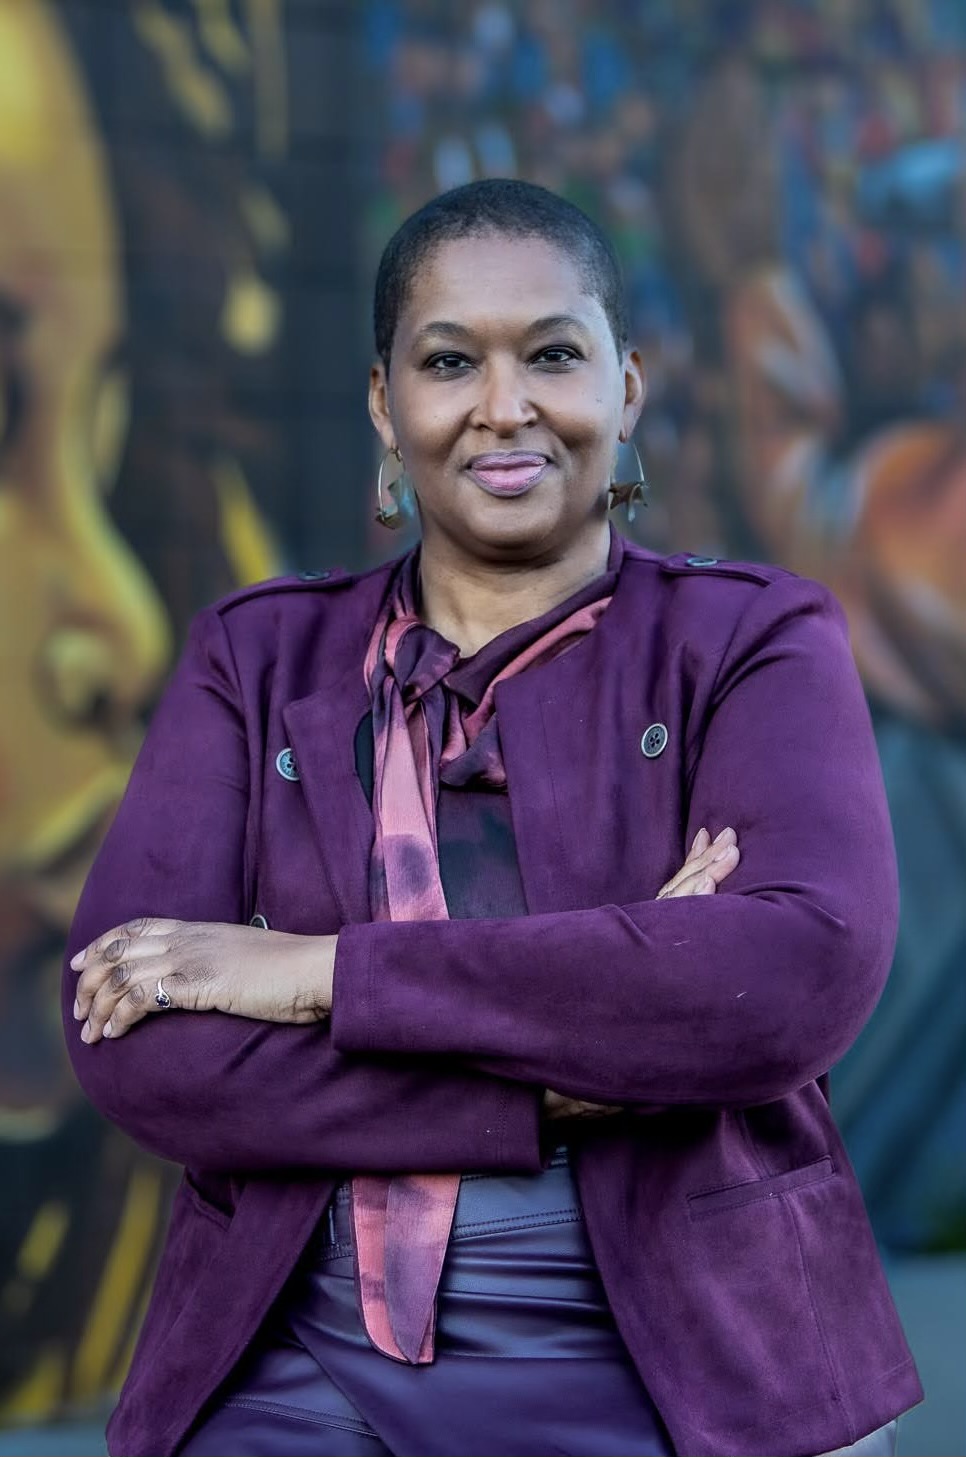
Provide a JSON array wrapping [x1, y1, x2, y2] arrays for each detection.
[[282, 669, 373, 926], [497, 556, 678, 914], [280, 565, 396, 927]]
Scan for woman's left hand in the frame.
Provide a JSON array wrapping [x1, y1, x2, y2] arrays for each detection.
[[71, 919, 337, 1043]]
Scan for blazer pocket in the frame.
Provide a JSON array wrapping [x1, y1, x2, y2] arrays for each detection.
[[687, 1156, 835, 1220], [183, 1170, 235, 1230]]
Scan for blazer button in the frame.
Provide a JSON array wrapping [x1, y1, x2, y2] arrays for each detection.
[[641, 723, 668, 758], [298, 569, 330, 581], [276, 747, 300, 781], [685, 555, 718, 567]]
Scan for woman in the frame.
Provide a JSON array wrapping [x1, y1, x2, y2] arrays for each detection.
[[64, 180, 920, 1457]]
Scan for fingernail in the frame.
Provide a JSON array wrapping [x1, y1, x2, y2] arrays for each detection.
[[73, 998, 81, 1020], [81, 1022, 91, 1043], [713, 826, 735, 844], [712, 844, 736, 862], [103, 1022, 113, 1039], [70, 949, 85, 969]]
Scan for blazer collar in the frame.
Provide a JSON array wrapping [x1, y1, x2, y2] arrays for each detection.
[[494, 548, 660, 913]]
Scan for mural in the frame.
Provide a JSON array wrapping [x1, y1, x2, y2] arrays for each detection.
[[0, 0, 285, 1421], [365, 0, 966, 1251]]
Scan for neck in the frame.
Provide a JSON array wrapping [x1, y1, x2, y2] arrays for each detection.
[[416, 524, 612, 657]]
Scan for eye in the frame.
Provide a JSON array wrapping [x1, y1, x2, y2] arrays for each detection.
[[532, 345, 581, 368], [425, 352, 473, 375]]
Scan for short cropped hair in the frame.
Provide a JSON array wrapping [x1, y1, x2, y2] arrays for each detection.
[[374, 178, 628, 368]]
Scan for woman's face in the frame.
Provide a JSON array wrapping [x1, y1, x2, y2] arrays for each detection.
[[0, 0, 171, 1122], [369, 233, 645, 568]]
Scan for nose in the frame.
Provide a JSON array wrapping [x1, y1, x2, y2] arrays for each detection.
[[37, 518, 172, 732], [472, 358, 539, 436]]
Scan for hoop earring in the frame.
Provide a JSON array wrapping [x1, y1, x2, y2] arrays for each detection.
[[375, 446, 414, 530], [608, 439, 648, 524]]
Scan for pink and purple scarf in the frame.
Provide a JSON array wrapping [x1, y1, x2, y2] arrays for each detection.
[[353, 538, 621, 1364]]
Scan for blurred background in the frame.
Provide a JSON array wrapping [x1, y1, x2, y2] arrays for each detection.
[[0, 1, 963, 1452]]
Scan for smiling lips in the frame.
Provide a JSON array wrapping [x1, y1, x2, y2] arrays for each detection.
[[467, 451, 549, 496]]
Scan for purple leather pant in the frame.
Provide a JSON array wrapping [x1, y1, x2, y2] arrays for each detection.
[[180, 1151, 672, 1456], [179, 1153, 898, 1457]]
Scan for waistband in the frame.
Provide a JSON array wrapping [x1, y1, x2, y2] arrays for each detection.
[[317, 1148, 578, 1258]]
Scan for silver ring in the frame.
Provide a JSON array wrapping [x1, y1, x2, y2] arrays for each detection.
[[155, 977, 172, 1010]]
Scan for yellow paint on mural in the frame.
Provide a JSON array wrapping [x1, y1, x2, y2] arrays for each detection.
[[0, 0, 172, 918], [71, 1166, 162, 1400], [214, 456, 283, 584], [247, 0, 288, 159], [193, 0, 251, 75], [0, 1204, 70, 1322], [221, 267, 282, 354], [133, 0, 234, 138], [91, 368, 132, 493], [242, 182, 291, 255], [109, 1277, 154, 1393], [0, 1348, 66, 1420], [17, 1202, 70, 1281], [0, 9, 55, 165], [0, 1107, 61, 1143]]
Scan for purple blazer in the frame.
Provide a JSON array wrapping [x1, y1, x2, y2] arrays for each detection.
[[63, 540, 922, 1457]]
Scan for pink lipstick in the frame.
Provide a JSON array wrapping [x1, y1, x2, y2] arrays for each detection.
[[467, 451, 549, 497]]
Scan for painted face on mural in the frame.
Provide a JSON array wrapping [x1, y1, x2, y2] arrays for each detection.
[[0, 0, 170, 1122], [370, 234, 645, 569]]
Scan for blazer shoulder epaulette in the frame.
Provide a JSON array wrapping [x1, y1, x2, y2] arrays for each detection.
[[210, 567, 354, 618], [655, 551, 794, 588], [208, 554, 413, 619]]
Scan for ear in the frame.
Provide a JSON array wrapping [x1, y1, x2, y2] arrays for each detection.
[[368, 359, 396, 452], [620, 348, 647, 441]]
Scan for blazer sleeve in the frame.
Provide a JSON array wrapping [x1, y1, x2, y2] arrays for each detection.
[[331, 575, 899, 1109], [63, 608, 542, 1175]]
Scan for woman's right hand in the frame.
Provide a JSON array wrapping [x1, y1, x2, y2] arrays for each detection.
[[543, 825, 740, 1121], [655, 825, 739, 899]]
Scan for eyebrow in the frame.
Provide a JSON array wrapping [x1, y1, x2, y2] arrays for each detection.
[[410, 313, 593, 349], [525, 314, 593, 337]]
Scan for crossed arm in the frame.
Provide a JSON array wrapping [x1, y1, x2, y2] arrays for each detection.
[[70, 826, 738, 1042], [69, 828, 739, 1134], [64, 576, 896, 1169]]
